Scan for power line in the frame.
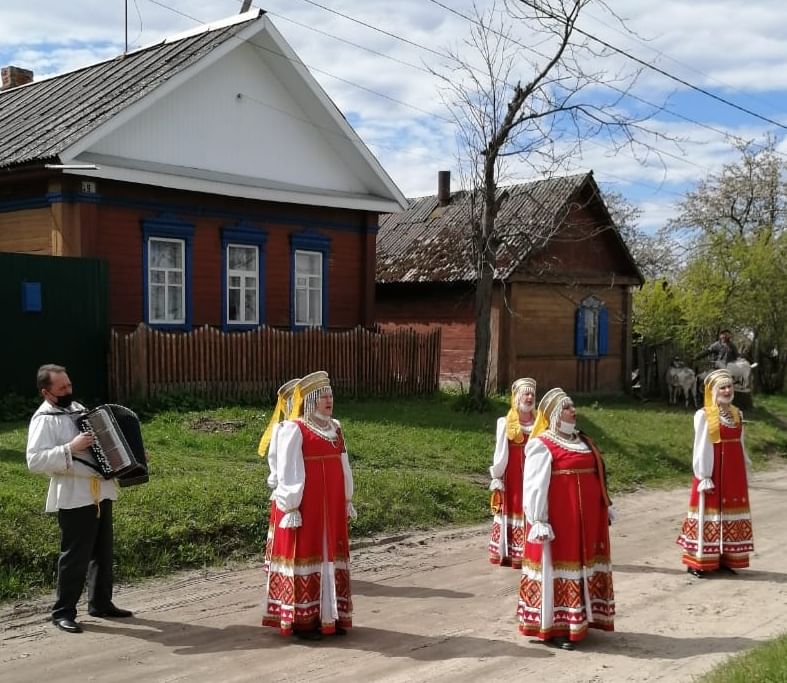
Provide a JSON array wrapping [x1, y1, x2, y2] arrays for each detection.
[[512, 0, 787, 131], [140, 0, 733, 204], [275, 0, 719, 170]]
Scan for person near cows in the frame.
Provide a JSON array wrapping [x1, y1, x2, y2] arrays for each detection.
[[517, 388, 615, 651], [261, 371, 356, 640], [257, 377, 300, 574], [695, 328, 739, 366], [488, 378, 537, 568], [677, 368, 754, 577]]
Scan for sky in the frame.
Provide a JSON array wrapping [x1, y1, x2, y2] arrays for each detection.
[[2, 0, 787, 233]]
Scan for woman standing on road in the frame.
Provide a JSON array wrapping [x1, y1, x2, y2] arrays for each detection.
[[261, 371, 357, 640], [488, 378, 537, 568], [677, 368, 754, 577], [517, 388, 615, 650]]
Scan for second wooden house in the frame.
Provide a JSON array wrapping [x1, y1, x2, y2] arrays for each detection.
[[376, 171, 643, 394]]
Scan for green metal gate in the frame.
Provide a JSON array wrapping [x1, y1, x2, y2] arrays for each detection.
[[0, 252, 109, 404]]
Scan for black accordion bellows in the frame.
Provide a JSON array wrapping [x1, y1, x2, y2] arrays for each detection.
[[76, 404, 149, 487]]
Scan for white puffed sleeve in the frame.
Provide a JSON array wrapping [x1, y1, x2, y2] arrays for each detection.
[[523, 437, 554, 542], [488, 417, 509, 489], [266, 421, 281, 494], [740, 413, 752, 473], [335, 419, 355, 517], [275, 421, 305, 526], [693, 409, 714, 490]]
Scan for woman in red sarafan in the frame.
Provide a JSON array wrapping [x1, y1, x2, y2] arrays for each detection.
[[677, 369, 754, 577], [488, 377, 537, 569], [262, 371, 356, 640], [517, 388, 615, 651]]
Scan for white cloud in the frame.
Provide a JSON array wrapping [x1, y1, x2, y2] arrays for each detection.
[[2, 0, 786, 235]]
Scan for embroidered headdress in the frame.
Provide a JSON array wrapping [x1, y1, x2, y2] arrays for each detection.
[[292, 370, 332, 421], [505, 377, 537, 443], [257, 377, 300, 457], [531, 387, 570, 438], [703, 369, 740, 443]]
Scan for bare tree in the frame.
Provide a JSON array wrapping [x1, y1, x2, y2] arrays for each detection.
[[433, 0, 675, 408], [603, 190, 679, 279]]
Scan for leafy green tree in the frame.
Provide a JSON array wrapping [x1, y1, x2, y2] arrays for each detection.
[[667, 139, 787, 391]]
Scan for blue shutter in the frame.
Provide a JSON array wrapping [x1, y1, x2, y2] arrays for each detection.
[[575, 307, 585, 356], [598, 306, 609, 356]]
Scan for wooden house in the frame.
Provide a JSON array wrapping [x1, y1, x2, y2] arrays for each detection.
[[376, 172, 643, 393], [0, 10, 406, 333]]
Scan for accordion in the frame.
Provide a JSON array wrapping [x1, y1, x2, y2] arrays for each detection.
[[75, 404, 149, 487]]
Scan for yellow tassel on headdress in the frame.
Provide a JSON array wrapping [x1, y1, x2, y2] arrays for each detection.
[[505, 392, 524, 444], [288, 384, 304, 420], [257, 395, 285, 457], [530, 409, 549, 438]]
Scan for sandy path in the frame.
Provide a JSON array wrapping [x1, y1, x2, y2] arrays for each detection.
[[2, 467, 786, 683]]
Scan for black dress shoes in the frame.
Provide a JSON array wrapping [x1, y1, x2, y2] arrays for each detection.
[[552, 636, 575, 650], [687, 567, 706, 578], [88, 604, 133, 618], [53, 618, 83, 633]]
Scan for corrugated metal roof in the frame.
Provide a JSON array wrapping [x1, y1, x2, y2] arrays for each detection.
[[377, 173, 591, 283], [0, 16, 259, 168]]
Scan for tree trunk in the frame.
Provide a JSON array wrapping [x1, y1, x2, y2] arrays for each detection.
[[469, 261, 495, 409]]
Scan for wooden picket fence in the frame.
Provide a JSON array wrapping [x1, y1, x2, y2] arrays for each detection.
[[109, 323, 441, 402]]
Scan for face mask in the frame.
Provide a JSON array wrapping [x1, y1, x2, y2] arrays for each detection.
[[51, 392, 74, 409], [557, 419, 576, 434]]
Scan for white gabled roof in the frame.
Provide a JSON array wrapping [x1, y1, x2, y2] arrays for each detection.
[[0, 10, 407, 213]]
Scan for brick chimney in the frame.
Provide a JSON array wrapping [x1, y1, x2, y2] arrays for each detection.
[[1, 66, 34, 91], [437, 170, 451, 206]]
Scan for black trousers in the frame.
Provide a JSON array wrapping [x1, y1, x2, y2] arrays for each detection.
[[52, 499, 114, 621]]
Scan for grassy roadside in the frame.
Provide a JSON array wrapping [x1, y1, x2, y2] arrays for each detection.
[[1, 392, 785, 602], [696, 632, 787, 682]]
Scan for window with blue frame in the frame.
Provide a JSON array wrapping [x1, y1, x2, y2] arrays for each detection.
[[221, 225, 267, 330], [290, 232, 330, 328], [575, 296, 608, 358], [142, 216, 194, 330]]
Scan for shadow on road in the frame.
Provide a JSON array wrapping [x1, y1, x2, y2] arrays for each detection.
[[351, 579, 474, 599], [614, 563, 787, 583], [85, 617, 553, 660], [592, 629, 761, 659]]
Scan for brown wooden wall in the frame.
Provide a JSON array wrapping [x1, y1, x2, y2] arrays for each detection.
[[0, 208, 52, 254], [506, 282, 629, 392], [0, 175, 378, 330], [376, 283, 476, 387]]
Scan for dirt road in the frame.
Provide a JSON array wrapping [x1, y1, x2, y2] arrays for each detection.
[[2, 467, 786, 683]]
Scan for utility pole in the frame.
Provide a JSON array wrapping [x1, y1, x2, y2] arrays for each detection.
[[124, 0, 128, 54], [240, 0, 253, 12]]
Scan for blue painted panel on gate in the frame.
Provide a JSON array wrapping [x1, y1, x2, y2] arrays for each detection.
[[21, 281, 42, 312]]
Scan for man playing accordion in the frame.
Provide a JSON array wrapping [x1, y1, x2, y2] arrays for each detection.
[[26, 364, 134, 634]]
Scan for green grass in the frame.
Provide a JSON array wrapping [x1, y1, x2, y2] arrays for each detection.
[[1, 391, 786, 602], [696, 632, 787, 682]]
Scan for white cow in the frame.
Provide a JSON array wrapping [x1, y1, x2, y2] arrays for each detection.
[[716, 358, 757, 392], [666, 362, 698, 408]]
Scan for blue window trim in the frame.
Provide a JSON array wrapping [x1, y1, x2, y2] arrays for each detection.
[[290, 231, 331, 330], [221, 223, 268, 331], [142, 215, 194, 331], [575, 296, 608, 359]]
